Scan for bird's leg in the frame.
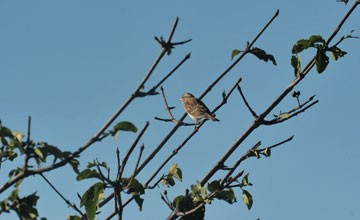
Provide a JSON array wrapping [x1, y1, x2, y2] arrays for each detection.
[[194, 119, 199, 130]]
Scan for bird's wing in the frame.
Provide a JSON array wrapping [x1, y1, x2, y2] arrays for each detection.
[[195, 99, 211, 114]]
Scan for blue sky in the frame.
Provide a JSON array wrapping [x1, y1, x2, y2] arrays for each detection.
[[1, 0, 359, 219]]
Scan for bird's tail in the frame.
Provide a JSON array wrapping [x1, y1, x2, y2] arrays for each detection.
[[209, 114, 220, 122]]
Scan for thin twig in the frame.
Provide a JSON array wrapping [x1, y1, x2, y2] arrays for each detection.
[[148, 53, 191, 95], [39, 173, 86, 219], [265, 135, 294, 150], [24, 116, 31, 169], [155, 86, 195, 126], [220, 136, 292, 186], [145, 78, 241, 188], [169, 137, 292, 220], [159, 86, 179, 123], [237, 85, 258, 118], [198, 3, 359, 190], [198, 10, 279, 101], [118, 122, 149, 181], [264, 99, 319, 125], [116, 148, 121, 181], [146, 175, 164, 189], [123, 144, 145, 190], [133, 9, 278, 192], [0, 16, 182, 194], [161, 193, 173, 210]]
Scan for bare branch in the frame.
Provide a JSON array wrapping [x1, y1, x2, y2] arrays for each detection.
[[264, 99, 319, 125], [0, 16, 182, 194], [146, 175, 164, 189], [134, 144, 144, 175], [39, 173, 86, 219], [198, 3, 359, 189], [237, 85, 258, 118], [23, 116, 31, 169], [118, 122, 149, 181], [133, 9, 278, 192], [155, 86, 196, 126], [148, 53, 191, 95], [326, 0, 360, 45], [145, 78, 242, 188], [198, 10, 279, 101], [220, 135, 292, 187], [265, 135, 294, 150], [161, 193, 173, 210]]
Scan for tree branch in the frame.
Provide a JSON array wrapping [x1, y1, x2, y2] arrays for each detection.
[[144, 78, 242, 189], [146, 53, 191, 96], [118, 122, 149, 181], [198, 3, 358, 189], [0, 16, 182, 194], [264, 97, 319, 125], [39, 173, 87, 219], [155, 86, 196, 126], [237, 85, 258, 118]]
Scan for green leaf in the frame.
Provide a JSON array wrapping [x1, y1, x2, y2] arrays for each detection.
[[214, 188, 237, 204], [9, 167, 22, 179], [8, 137, 23, 152], [0, 150, 17, 161], [38, 142, 63, 164], [242, 189, 253, 210], [207, 180, 221, 193], [241, 173, 251, 186], [80, 182, 105, 220], [264, 147, 271, 158], [231, 49, 242, 60], [76, 169, 101, 181], [69, 159, 80, 174], [13, 131, 24, 142], [162, 174, 175, 187], [9, 189, 19, 201], [7, 192, 40, 220], [330, 46, 347, 60], [316, 47, 329, 73], [173, 195, 185, 209], [66, 215, 82, 220], [110, 121, 137, 140], [292, 35, 325, 54], [276, 113, 290, 119], [1, 136, 9, 146], [34, 148, 44, 161], [291, 54, 301, 77], [133, 195, 144, 211], [88, 160, 108, 169], [191, 181, 207, 202], [123, 178, 145, 195], [169, 163, 182, 181], [250, 149, 260, 159], [249, 47, 277, 65], [0, 126, 13, 137]]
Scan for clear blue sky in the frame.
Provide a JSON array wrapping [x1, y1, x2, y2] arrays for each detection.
[[1, 0, 359, 219]]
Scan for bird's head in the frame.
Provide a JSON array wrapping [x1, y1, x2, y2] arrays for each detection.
[[179, 93, 195, 102]]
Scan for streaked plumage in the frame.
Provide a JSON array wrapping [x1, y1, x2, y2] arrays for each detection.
[[179, 93, 219, 125]]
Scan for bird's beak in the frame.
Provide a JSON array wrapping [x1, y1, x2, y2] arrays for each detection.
[[179, 98, 183, 101]]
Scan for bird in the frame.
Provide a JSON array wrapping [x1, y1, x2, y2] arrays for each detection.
[[179, 93, 219, 126]]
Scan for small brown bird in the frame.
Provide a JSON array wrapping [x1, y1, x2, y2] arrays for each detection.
[[179, 93, 219, 125]]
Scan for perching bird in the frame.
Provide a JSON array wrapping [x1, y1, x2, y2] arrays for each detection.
[[179, 93, 219, 126]]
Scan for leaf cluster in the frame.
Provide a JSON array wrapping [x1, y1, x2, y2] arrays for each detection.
[[0, 189, 45, 220], [291, 34, 350, 75]]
